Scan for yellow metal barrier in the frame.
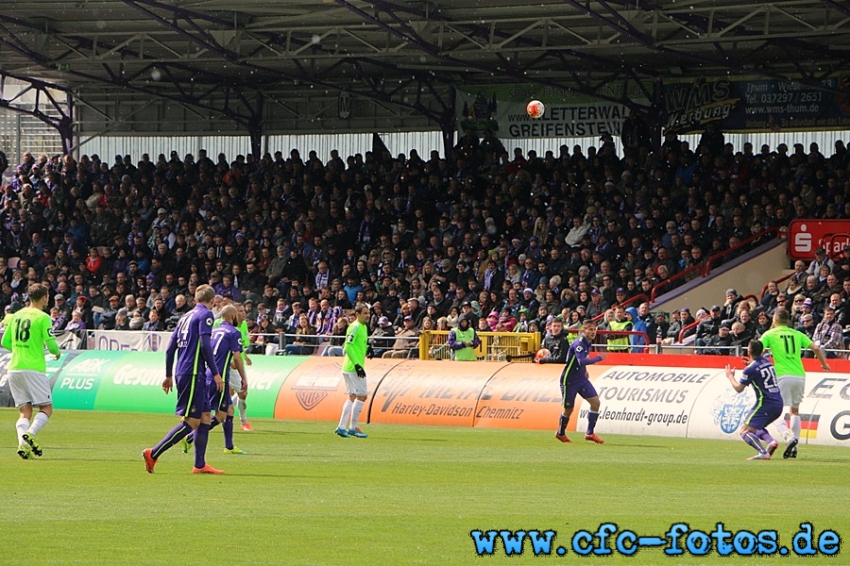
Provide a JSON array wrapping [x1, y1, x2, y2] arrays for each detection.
[[420, 331, 541, 361]]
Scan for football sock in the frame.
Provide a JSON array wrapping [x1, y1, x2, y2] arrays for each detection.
[[338, 399, 353, 430], [586, 411, 599, 435], [238, 398, 248, 424], [223, 416, 234, 450], [29, 412, 49, 435], [15, 417, 29, 444], [152, 421, 193, 460], [193, 423, 211, 469], [209, 416, 220, 430], [557, 415, 568, 435], [350, 399, 365, 429], [742, 431, 765, 454], [790, 415, 801, 440], [775, 418, 792, 441], [757, 429, 775, 444]]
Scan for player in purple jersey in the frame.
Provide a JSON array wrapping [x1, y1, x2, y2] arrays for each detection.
[[554, 319, 606, 444], [183, 305, 248, 455], [725, 339, 784, 461], [142, 284, 224, 474]]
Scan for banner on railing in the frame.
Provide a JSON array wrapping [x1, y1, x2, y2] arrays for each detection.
[[87, 330, 173, 352], [5, 347, 849, 448]]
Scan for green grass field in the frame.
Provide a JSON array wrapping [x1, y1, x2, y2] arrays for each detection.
[[1, 408, 848, 565]]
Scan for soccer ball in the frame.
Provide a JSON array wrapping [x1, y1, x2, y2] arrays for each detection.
[[526, 100, 545, 119], [534, 348, 551, 363]]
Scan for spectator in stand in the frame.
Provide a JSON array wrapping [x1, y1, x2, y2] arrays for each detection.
[[114, 308, 131, 330], [585, 288, 607, 320], [700, 322, 733, 355], [721, 288, 743, 322], [61, 304, 85, 331], [696, 305, 723, 347], [807, 247, 833, 276], [283, 314, 317, 356], [812, 306, 844, 358], [761, 282, 781, 313], [800, 297, 819, 325], [369, 316, 396, 359], [787, 260, 808, 290]]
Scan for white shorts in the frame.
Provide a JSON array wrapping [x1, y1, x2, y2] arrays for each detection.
[[778, 375, 805, 408], [9, 370, 53, 408], [229, 372, 245, 394], [342, 371, 368, 397]]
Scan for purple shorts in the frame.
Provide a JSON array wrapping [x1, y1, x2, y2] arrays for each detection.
[[174, 374, 210, 419], [207, 373, 232, 413], [560, 379, 598, 409], [745, 400, 783, 430]]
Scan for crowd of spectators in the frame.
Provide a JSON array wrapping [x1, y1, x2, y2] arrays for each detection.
[[1, 127, 849, 355]]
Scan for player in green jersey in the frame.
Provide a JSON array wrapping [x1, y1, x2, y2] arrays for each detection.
[[758, 308, 830, 459], [232, 303, 253, 431], [212, 302, 253, 428], [1, 284, 61, 459], [335, 304, 370, 438]]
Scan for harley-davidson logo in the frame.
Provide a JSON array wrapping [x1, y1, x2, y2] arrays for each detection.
[[296, 390, 328, 411]]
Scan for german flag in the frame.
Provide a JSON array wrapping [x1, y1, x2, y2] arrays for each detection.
[[783, 413, 820, 439]]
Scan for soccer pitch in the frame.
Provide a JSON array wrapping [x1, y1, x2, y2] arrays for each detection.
[[1, 409, 848, 565]]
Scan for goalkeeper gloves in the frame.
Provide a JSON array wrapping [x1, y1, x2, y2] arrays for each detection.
[[354, 364, 366, 378], [367, 345, 375, 359]]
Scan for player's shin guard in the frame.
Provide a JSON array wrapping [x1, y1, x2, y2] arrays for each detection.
[[193, 423, 211, 469], [586, 411, 599, 435], [756, 429, 775, 444], [790, 415, 801, 440], [350, 399, 365, 429], [29, 412, 49, 435], [742, 431, 766, 454], [775, 418, 792, 441], [152, 421, 193, 460], [338, 399, 353, 430], [223, 416, 234, 450], [15, 418, 29, 444], [238, 398, 248, 424], [558, 414, 568, 435]]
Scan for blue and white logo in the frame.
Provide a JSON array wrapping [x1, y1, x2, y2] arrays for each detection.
[[711, 389, 755, 434]]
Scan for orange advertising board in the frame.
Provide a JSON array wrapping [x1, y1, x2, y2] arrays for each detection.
[[273, 357, 401, 422], [473, 363, 609, 431], [369, 361, 493, 426]]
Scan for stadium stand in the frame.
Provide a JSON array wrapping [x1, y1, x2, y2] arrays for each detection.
[[1, 132, 849, 356]]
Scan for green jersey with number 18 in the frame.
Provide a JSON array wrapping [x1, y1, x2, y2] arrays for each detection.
[[1, 307, 61, 372]]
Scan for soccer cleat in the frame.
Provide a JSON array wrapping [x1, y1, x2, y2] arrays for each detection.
[[748, 452, 771, 460], [240, 423, 253, 432], [192, 464, 225, 474], [142, 448, 157, 473], [17, 443, 31, 460], [348, 428, 368, 438], [783, 438, 799, 459], [224, 446, 247, 454], [585, 433, 605, 444], [766, 441, 779, 457], [554, 432, 571, 443], [22, 433, 42, 457], [334, 427, 350, 438]]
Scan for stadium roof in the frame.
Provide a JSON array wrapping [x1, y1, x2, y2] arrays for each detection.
[[1, 0, 849, 139]]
